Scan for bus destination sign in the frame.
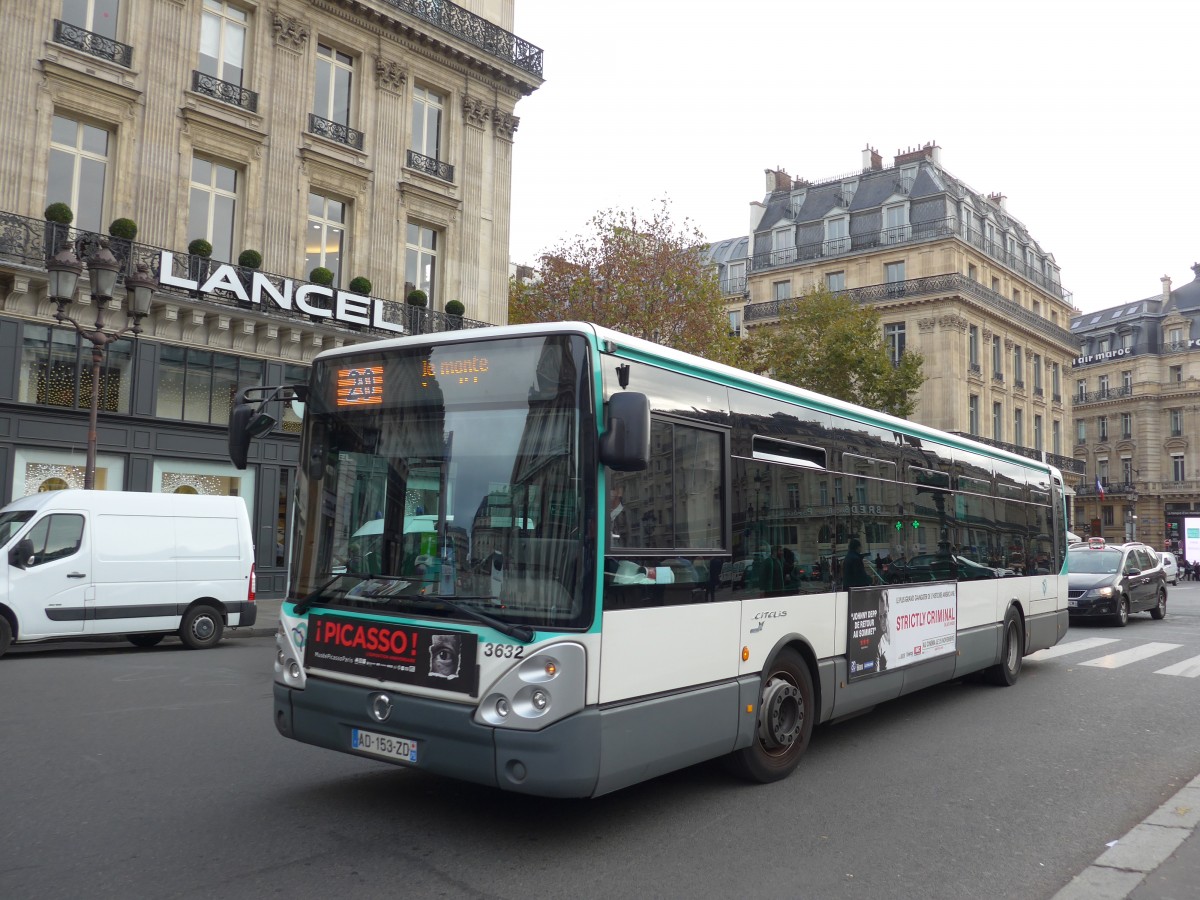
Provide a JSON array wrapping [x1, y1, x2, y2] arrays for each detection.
[[336, 366, 384, 407], [422, 355, 489, 388]]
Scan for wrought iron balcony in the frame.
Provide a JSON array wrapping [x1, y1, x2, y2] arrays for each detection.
[[950, 432, 1085, 474], [308, 114, 364, 151], [1076, 481, 1136, 497], [378, 0, 542, 77], [742, 272, 1074, 347], [192, 71, 258, 113], [720, 276, 747, 296], [405, 150, 454, 183], [0, 208, 492, 339], [53, 19, 132, 68], [1075, 385, 1133, 405]]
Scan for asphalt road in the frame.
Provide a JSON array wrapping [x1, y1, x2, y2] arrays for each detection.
[[3, 584, 1200, 900]]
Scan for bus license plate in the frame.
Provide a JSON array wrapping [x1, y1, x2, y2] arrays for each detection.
[[351, 728, 419, 764]]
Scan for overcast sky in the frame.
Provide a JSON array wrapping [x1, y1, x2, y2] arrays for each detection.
[[509, 0, 1198, 315]]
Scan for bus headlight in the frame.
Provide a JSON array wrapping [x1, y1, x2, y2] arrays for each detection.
[[475, 642, 585, 730], [274, 616, 307, 690]]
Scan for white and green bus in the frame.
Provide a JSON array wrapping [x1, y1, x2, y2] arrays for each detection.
[[234, 322, 1068, 797]]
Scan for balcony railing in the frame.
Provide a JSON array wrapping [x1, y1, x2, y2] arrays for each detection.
[[750, 214, 1071, 303], [405, 150, 454, 183], [1075, 481, 1137, 497], [308, 114, 364, 151], [1075, 385, 1133, 404], [192, 70, 258, 113], [0, 209, 491, 338], [53, 19, 132, 68], [743, 272, 1074, 346], [378, 0, 542, 77], [720, 276, 747, 296]]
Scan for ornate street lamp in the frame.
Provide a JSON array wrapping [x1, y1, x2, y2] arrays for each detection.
[[45, 240, 155, 489]]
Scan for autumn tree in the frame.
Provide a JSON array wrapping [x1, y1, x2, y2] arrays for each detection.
[[749, 286, 924, 417], [508, 199, 741, 365]]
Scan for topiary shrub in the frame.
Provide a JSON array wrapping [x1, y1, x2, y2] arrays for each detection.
[[406, 288, 428, 307], [109, 218, 138, 240], [444, 299, 465, 316], [309, 266, 334, 286], [188, 238, 213, 257], [349, 276, 372, 295], [237, 249, 262, 269], [45, 202, 74, 224]]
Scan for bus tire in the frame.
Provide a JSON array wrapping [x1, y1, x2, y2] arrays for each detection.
[[127, 633, 165, 648], [725, 647, 814, 783], [179, 605, 223, 650], [984, 607, 1024, 687]]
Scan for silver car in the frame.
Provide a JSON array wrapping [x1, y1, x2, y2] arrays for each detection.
[[1159, 552, 1180, 585]]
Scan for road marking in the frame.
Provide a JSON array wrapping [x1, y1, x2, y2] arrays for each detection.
[[1153, 654, 1200, 678], [1026, 637, 1120, 661], [1079, 642, 1182, 669]]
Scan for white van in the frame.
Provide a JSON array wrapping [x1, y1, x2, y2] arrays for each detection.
[[0, 490, 256, 658]]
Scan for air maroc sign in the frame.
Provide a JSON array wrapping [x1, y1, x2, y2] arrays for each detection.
[[156, 250, 406, 333]]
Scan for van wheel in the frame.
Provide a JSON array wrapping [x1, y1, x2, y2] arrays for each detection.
[[127, 633, 165, 648], [0, 615, 11, 659], [180, 606, 223, 650], [724, 647, 814, 783]]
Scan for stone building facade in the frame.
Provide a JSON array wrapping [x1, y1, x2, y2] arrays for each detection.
[[0, 0, 541, 595], [1071, 267, 1200, 554], [709, 143, 1084, 486]]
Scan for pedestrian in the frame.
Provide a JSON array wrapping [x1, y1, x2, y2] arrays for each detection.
[[842, 537, 872, 589]]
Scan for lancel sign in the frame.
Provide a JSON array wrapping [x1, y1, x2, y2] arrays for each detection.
[[156, 250, 405, 333]]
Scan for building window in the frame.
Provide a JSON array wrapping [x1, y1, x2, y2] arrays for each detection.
[[157, 347, 263, 424], [992, 402, 1003, 441], [1076, 419, 1086, 443], [1012, 345, 1023, 385], [1098, 459, 1109, 485], [1122, 458, 1133, 484], [883, 203, 908, 244], [1169, 326, 1183, 349], [1098, 374, 1109, 397], [1014, 408, 1024, 446], [824, 216, 848, 255], [62, 0, 120, 37], [825, 271, 844, 292], [728, 309, 742, 338], [315, 43, 354, 127], [968, 263, 977, 281], [1121, 413, 1132, 440], [411, 85, 444, 161], [1098, 416, 1108, 441], [773, 280, 792, 302], [991, 276, 1000, 292], [405, 222, 438, 304], [305, 191, 346, 287], [993, 336, 1003, 379], [1076, 378, 1086, 401], [1013, 289, 1021, 304], [1098, 336, 1111, 354], [968, 395, 979, 435], [1032, 300, 1041, 317], [1119, 332, 1133, 351], [199, 0, 246, 86], [1173, 454, 1186, 483], [968, 325, 979, 368], [1034, 415, 1043, 452], [1122, 370, 1132, 391], [884, 323, 905, 365], [1053, 419, 1061, 455], [19, 325, 133, 414], [885, 260, 905, 284], [1032, 354, 1042, 393], [187, 156, 238, 263], [723, 260, 746, 295], [48, 114, 110, 234], [1102, 506, 1114, 527], [1170, 364, 1183, 383], [1170, 408, 1183, 437]]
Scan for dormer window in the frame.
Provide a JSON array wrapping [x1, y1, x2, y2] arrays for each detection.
[[823, 215, 849, 255], [772, 226, 795, 265], [883, 203, 909, 244]]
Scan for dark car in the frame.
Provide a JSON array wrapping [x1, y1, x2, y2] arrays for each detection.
[[1067, 541, 1167, 626]]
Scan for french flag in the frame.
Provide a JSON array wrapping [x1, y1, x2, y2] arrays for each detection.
[[1096, 476, 1105, 499]]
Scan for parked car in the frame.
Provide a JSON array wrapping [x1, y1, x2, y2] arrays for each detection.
[[905, 553, 1006, 581], [1159, 551, 1180, 585], [1066, 540, 1167, 626]]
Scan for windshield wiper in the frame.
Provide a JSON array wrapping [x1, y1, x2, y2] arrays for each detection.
[[292, 573, 357, 615], [433, 596, 536, 643]]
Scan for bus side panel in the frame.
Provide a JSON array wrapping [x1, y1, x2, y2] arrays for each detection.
[[954, 623, 1001, 677], [1025, 574, 1065, 638], [829, 659, 903, 718], [1027, 608, 1069, 654], [599, 603, 741, 703], [593, 681, 741, 796], [740, 591, 837, 678]]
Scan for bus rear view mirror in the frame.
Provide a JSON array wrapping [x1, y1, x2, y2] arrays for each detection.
[[599, 391, 650, 471], [228, 400, 276, 470]]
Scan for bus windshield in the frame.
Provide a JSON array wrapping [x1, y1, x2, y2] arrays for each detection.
[[290, 333, 595, 631]]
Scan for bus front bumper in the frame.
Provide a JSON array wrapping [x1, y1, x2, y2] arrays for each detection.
[[274, 679, 602, 798]]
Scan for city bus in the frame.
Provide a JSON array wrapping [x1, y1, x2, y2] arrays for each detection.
[[232, 322, 1069, 797]]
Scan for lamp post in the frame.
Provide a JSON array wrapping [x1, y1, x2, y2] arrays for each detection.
[[45, 240, 155, 489]]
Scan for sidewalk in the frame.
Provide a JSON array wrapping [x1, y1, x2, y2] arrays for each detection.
[[232, 597, 283, 638], [1051, 772, 1200, 900]]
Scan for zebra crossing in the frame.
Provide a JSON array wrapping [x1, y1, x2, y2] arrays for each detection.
[[1026, 636, 1200, 677]]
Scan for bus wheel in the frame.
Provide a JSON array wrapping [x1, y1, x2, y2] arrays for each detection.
[[984, 607, 1024, 687], [180, 605, 224, 650], [726, 647, 813, 783], [127, 633, 165, 648]]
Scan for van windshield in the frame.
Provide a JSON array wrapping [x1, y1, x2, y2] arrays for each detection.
[[0, 511, 34, 548]]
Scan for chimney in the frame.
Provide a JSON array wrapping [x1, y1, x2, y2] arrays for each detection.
[[1162, 275, 1172, 301], [988, 192, 1007, 210], [863, 145, 883, 171], [764, 167, 791, 193], [893, 141, 940, 168], [1192, 262, 1200, 280]]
